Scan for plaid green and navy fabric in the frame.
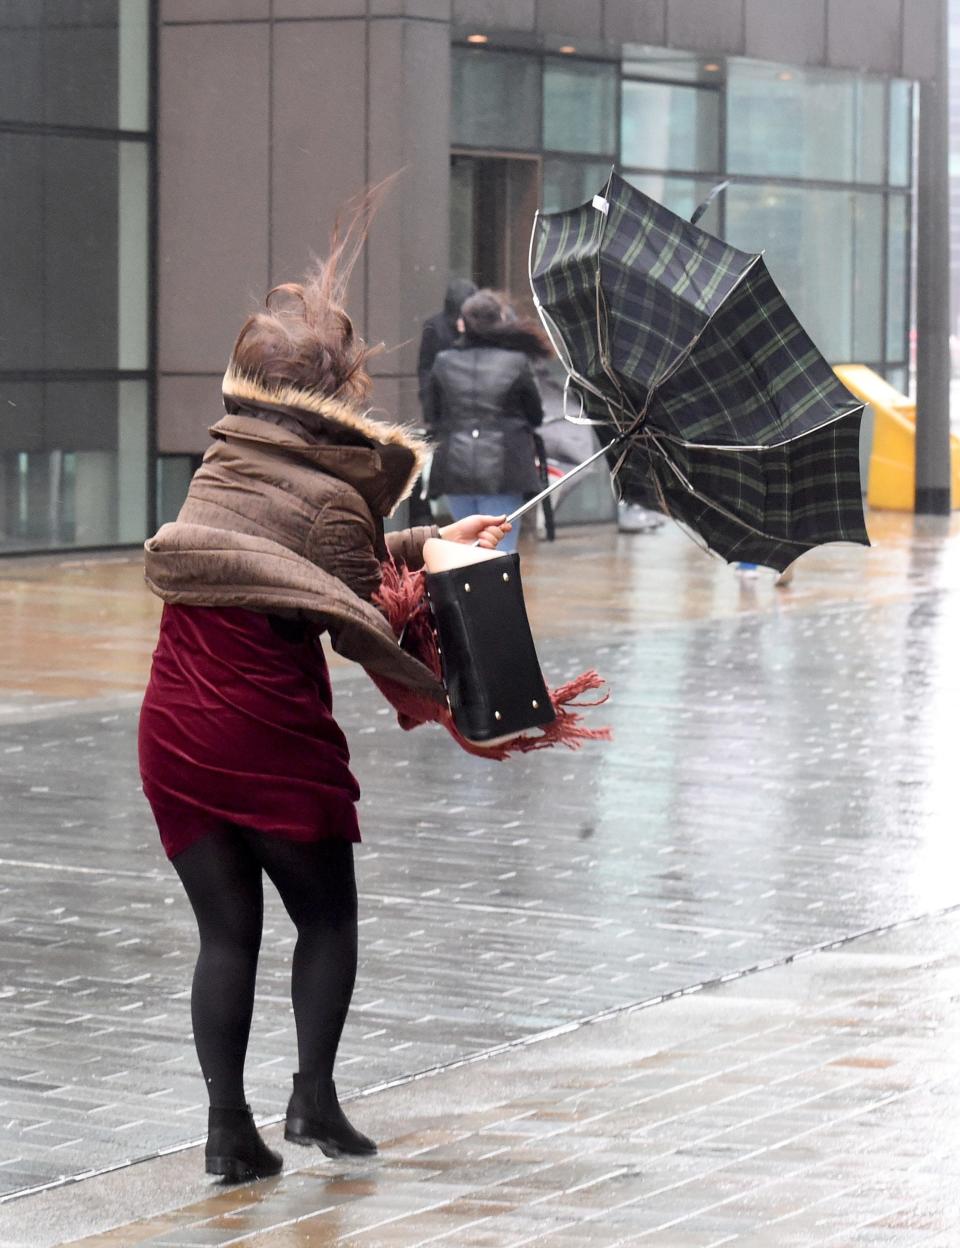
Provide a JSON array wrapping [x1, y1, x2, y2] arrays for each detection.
[[653, 260, 861, 447], [601, 175, 757, 421], [530, 171, 869, 568], [645, 410, 868, 571], [530, 198, 608, 398], [532, 172, 756, 426]]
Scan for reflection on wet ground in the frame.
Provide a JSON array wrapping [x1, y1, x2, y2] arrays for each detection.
[[50, 910, 960, 1247], [2, 513, 960, 1239]]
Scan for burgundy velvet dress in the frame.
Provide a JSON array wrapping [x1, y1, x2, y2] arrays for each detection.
[[139, 603, 361, 860]]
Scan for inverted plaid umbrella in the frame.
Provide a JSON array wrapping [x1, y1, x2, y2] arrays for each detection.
[[524, 170, 869, 572]]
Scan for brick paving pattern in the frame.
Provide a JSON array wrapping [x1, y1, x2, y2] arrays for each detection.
[[16, 909, 960, 1247], [2, 516, 960, 1243]]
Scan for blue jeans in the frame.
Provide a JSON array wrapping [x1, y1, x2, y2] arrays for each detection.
[[445, 494, 524, 554]]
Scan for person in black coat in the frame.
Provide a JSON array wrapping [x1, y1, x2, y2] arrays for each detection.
[[425, 289, 553, 552], [416, 278, 478, 409]]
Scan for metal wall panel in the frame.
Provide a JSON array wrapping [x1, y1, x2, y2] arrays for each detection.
[[157, 24, 269, 404], [367, 18, 452, 419], [744, 0, 827, 66], [536, 0, 602, 41], [370, 0, 452, 15], [902, 0, 940, 80], [274, 0, 366, 16], [161, 0, 269, 20], [271, 20, 368, 315], [826, 0, 901, 74], [602, 0, 667, 46], [157, 376, 223, 455], [453, 0, 535, 32], [666, 0, 745, 55]]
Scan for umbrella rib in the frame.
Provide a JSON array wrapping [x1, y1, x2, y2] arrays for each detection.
[[649, 402, 867, 453]]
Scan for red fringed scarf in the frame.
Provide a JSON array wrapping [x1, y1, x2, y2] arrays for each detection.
[[372, 560, 611, 760]]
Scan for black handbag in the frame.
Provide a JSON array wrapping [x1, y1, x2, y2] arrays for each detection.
[[425, 552, 556, 744]]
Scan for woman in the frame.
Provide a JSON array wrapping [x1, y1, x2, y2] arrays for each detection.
[[138, 232, 509, 1183], [426, 289, 552, 553]]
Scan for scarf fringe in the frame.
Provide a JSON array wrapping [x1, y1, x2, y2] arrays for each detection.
[[373, 561, 611, 759]]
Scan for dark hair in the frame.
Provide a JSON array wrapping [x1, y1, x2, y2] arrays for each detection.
[[444, 277, 477, 319], [461, 289, 553, 359], [227, 186, 388, 403]]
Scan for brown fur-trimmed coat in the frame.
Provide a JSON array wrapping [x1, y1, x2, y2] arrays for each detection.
[[144, 371, 444, 700]]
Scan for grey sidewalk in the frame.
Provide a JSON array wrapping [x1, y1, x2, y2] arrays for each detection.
[[8, 907, 960, 1247], [2, 515, 960, 1241]]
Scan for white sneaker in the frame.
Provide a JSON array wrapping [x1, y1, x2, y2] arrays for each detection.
[[618, 502, 664, 534]]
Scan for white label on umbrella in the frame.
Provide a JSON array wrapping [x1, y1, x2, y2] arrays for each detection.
[[592, 195, 609, 216]]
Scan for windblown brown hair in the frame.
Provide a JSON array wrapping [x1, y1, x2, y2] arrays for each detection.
[[461, 288, 553, 360], [227, 185, 390, 403]]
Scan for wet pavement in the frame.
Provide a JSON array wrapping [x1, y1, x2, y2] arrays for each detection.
[[14, 907, 960, 1248], [2, 512, 960, 1242]]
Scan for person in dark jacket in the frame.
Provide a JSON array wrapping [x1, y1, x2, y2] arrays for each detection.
[[426, 289, 553, 553], [416, 277, 477, 408]]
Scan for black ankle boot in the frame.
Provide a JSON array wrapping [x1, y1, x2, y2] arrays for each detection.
[[205, 1105, 284, 1181], [285, 1074, 377, 1157]]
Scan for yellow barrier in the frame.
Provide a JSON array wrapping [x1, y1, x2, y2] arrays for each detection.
[[834, 364, 960, 511]]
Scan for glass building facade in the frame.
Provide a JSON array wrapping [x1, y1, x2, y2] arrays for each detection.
[[452, 45, 914, 392], [0, 1, 153, 553]]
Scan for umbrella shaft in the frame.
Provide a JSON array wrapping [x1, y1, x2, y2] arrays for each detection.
[[504, 436, 623, 526]]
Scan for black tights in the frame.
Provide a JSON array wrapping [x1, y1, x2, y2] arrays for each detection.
[[172, 828, 358, 1109]]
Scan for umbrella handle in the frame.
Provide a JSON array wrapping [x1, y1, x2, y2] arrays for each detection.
[[502, 436, 624, 527]]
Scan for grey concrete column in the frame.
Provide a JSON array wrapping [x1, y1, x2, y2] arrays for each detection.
[[156, 16, 271, 455], [366, 9, 452, 429], [915, 0, 953, 514]]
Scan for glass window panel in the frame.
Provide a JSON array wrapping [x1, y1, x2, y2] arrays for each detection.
[[0, 380, 148, 551], [117, 379, 148, 543], [542, 159, 612, 213], [728, 59, 885, 184], [118, 0, 150, 132], [449, 155, 476, 282], [621, 44, 721, 85], [621, 81, 720, 173], [855, 78, 886, 184], [44, 136, 120, 370], [0, 134, 44, 371], [2, 134, 148, 372], [887, 194, 909, 362], [623, 173, 724, 235], [0, 2, 42, 123], [44, 2, 120, 130], [725, 184, 856, 362], [117, 141, 150, 370], [0, 1, 149, 131], [0, 381, 43, 455], [452, 48, 540, 151], [543, 59, 617, 155], [885, 366, 907, 396], [852, 192, 884, 362], [889, 79, 913, 188]]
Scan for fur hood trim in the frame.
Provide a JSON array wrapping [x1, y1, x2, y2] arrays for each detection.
[[222, 366, 430, 509]]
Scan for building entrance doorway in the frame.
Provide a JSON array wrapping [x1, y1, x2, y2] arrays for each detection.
[[450, 153, 541, 309]]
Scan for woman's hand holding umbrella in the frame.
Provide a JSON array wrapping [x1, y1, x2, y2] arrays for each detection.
[[439, 514, 513, 549]]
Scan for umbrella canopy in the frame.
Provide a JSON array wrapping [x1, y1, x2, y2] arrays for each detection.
[[529, 170, 869, 571]]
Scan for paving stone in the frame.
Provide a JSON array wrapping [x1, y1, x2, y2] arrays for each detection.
[[2, 517, 960, 1242]]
